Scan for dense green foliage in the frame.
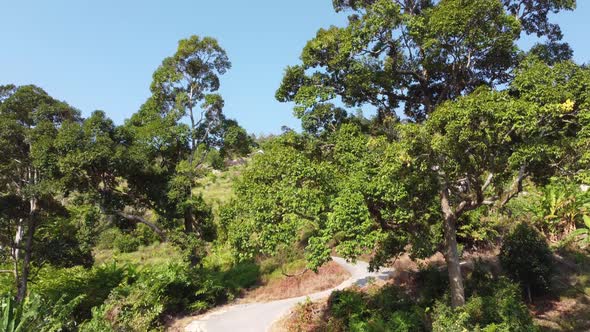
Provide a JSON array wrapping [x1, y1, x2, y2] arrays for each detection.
[[326, 286, 426, 331], [229, 56, 590, 307], [1, 0, 589, 330], [278, 0, 574, 124], [500, 223, 554, 298], [0, 34, 256, 330], [289, 263, 536, 331], [80, 261, 258, 331], [431, 279, 536, 332], [508, 179, 590, 243]]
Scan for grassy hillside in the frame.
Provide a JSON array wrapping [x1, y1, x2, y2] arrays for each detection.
[[196, 165, 245, 210]]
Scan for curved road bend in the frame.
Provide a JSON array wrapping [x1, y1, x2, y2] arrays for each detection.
[[185, 257, 395, 332]]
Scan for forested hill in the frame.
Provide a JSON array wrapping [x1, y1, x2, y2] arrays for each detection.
[[2, 1, 590, 331]]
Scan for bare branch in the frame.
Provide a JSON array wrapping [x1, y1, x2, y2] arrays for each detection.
[[482, 173, 494, 192], [281, 268, 309, 278]]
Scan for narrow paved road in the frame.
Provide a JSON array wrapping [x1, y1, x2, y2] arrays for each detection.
[[184, 257, 395, 332]]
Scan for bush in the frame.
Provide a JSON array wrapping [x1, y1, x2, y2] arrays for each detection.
[[316, 260, 535, 332], [32, 263, 130, 326], [500, 222, 554, 299], [0, 292, 105, 332], [221, 261, 260, 291], [96, 228, 122, 250], [508, 180, 590, 242], [432, 278, 537, 332], [328, 288, 367, 323], [1, 295, 43, 332], [33, 218, 94, 268], [206, 149, 225, 170], [82, 261, 252, 331], [287, 299, 327, 332], [325, 285, 426, 332], [113, 233, 142, 253], [134, 223, 161, 247], [98, 226, 159, 253]]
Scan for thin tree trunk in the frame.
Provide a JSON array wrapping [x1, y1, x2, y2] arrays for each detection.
[[440, 189, 466, 308], [12, 220, 23, 286], [184, 207, 194, 234], [186, 95, 196, 235], [16, 198, 37, 303], [526, 284, 532, 303]]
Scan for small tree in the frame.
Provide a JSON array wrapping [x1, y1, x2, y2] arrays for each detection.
[[500, 222, 554, 302]]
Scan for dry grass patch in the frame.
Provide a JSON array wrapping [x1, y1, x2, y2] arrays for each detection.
[[241, 261, 350, 303], [270, 298, 329, 332]]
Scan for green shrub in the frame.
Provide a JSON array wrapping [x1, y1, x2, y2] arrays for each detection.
[[328, 288, 367, 323], [0, 265, 13, 296], [96, 228, 122, 250], [206, 149, 225, 170], [134, 223, 161, 247], [1, 294, 86, 332], [431, 301, 471, 332], [500, 222, 554, 299], [465, 259, 497, 298], [79, 306, 115, 332], [83, 262, 247, 331], [369, 284, 413, 314], [508, 179, 590, 241], [326, 285, 426, 332], [33, 218, 94, 268], [319, 263, 535, 332], [1, 295, 39, 332], [386, 310, 425, 332], [432, 278, 536, 332], [113, 233, 142, 253], [32, 263, 129, 326]]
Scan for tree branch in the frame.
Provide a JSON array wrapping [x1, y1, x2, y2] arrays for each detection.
[[115, 211, 167, 241], [499, 165, 527, 208], [282, 268, 309, 278], [482, 173, 494, 192]]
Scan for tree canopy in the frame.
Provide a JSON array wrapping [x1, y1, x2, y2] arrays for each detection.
[[277, 0, 575, 126]]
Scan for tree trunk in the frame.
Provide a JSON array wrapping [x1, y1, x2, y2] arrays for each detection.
[[12, 220, 23, 285], [184, 206, 194, 234], [440, 189, 466, 308], [526, 284, 532, 304], [16, 198, 37, 303]]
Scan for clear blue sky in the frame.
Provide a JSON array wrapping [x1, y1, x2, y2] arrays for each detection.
[[1, 1, 588, 135]]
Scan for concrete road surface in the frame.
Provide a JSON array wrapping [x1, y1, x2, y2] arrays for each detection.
[[185, 257, 394, 332]]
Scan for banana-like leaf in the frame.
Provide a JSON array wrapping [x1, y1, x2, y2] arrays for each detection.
[[569, 228, 589, 237]]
